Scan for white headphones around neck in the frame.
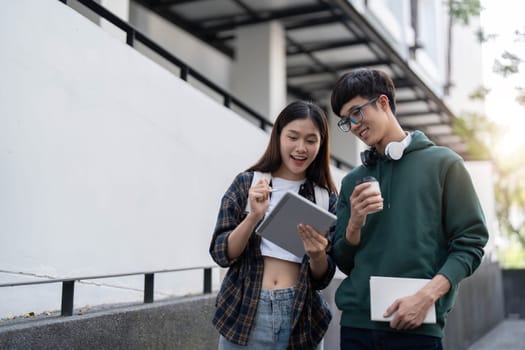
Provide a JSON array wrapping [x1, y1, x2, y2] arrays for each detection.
[[384, 132, 412, 160]]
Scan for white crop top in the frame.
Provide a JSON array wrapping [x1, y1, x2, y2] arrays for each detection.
[[259, 177, 304, 263]]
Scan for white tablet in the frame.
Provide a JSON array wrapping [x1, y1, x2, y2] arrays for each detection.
[[255, 190, 336, 257], [370, 276, 436, 324]]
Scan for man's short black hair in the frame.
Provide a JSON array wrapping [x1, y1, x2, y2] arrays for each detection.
[[330, 68, 397, 117]]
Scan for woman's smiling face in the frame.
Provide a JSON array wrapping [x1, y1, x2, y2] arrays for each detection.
[[275, 118, 321, 181]]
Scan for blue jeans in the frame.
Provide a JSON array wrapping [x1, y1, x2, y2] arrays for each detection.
[[219, 287, 295, 350], [340, 326, 442, 350]]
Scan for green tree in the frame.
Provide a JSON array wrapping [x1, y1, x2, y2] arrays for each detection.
[[452, 113, 525, 265], [449, 0, 525, 267]]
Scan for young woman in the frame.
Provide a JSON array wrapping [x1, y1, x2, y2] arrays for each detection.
[[209, 101, 338, 350]]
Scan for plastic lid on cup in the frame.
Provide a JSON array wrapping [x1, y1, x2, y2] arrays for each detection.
[[355, 176, 377, 185]]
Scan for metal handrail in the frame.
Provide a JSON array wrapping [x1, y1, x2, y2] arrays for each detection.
[[58, 0, 353, 170], [0, 266, 216, 316]]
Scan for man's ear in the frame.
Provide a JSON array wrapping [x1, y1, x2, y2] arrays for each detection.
[[379, 94, 390, 111]]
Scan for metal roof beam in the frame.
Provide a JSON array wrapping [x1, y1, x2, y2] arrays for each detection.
[[397, 110, 442, 118], [285, 14, 346, 30], [286, 36, 339, 78], [397, 97, 429, 104], [287, 38, 370, 55], [148, 0, 209, 10], [288, 59, 391, 78], [194, 4, 330, 32]]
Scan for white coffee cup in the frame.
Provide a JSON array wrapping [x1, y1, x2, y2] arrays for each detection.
[[356, 176, 383, 213]]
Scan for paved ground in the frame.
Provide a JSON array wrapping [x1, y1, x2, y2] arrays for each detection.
[[466, 319, 525, 350]]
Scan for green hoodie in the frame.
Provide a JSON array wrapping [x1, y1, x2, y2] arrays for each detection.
[[332, 130, 488, 338]]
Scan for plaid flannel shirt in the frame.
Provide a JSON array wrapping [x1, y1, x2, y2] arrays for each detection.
[[209, 171, 338, 349]]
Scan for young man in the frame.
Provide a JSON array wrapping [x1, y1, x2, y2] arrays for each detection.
[[330, 68, 488, 350]]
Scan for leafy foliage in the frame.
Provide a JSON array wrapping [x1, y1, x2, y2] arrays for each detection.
[[515, 87, 525, 106], [475, 28, 497, 43], [493, 51, 523, 77], [447, 0, 483, 25], [449, 0, 525, 267], [469, 85, 490, 101], [452, 112, 498, 160], [453, 112, 525, 267]]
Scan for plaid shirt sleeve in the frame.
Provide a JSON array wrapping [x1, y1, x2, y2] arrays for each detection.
[[209, 172, 251, 267], [210, 172, 264, 346], [309, 191, 338, 291]]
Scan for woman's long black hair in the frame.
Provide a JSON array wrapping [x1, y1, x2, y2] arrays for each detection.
[[247, 101, 337, 194]]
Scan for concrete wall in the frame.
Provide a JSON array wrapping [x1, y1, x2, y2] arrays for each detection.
[[0, 295, 218, 350], [502, 269, 525, 319], [443, 261, 505, 350]]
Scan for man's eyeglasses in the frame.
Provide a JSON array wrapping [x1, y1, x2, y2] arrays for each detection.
[[337, 96, 379, 132]]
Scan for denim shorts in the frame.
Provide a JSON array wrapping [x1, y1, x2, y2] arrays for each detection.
[[219, 287, 295, 350]]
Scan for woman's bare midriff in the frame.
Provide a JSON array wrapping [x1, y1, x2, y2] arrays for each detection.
[[262, 256, 301, 289]]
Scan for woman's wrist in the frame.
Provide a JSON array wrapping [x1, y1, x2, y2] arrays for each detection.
[[309, 250, 327, 264], [309, 252, 328, 279], [244, 211, 262, 226]]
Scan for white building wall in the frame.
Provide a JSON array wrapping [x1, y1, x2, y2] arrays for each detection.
[[444, 15, 486, 115], [367, 0, 411, 58], [465, 161, 498, 260], [129, 1, 232, 92], [0, 0, 264, 317], [0, 0, 346, 318]]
